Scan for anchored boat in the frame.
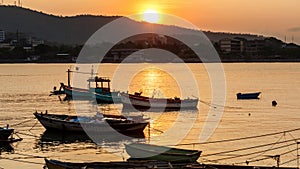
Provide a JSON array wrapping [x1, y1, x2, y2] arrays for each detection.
[[34, 111, 149, 135], [53, 69, 121, 103], [125, 143, 202, 162], [121, 92, 198, 111]]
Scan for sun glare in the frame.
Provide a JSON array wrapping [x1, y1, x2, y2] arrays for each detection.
[[142, 9, 160, 23]]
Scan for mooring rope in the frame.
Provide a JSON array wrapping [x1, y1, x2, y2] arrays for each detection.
[[213, 142, 296, 161], [201, 137, 297, 157], [176, 127, 300, 146]]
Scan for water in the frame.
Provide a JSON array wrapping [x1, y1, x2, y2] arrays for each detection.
[[1, 63, 300, 168]]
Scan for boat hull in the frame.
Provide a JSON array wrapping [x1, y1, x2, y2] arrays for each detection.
[[34, 113, 149, 135], [0, 128, 14, 140], [125, 143, 201, 162], [121, 93, 198, 111], [236, 92, 261, 99], [63, 85, 121, 103]]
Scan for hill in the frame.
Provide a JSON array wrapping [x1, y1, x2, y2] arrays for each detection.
[[0, 6, 265, 45]]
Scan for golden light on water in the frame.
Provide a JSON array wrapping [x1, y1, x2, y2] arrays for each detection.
[[129, 67, 180, 98]]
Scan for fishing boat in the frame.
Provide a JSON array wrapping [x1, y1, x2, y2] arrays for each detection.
[[0, 125, 14, 140], [34, 111, 149, 135], [236, 92, 261, 99], [53, 69, 121, 103], [120, 92, 198, 111], [125, 143, 202, 162]]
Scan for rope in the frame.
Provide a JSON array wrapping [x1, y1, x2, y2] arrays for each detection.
[[15, 131, 39, 138], [199, 99, 242, 109], [213, 142, 295, 161], [202, 137, 297, 157], [246, 134, 284, 160], [10, 119, 33, 127], [235, 147, 298, 166], [176, 127, 300, 146]]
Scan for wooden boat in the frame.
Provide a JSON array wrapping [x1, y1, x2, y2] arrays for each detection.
[[45, 158, 299, 169], [236, 92, 261, 99], [125, 143, 202, 162], [34, 111, 149, 135], [60, 69, 121, 103], [0, 125, 14, 140], [44, 158, 201, 169], [121, 92, 198, 111]]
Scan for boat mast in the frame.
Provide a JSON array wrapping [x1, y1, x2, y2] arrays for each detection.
[[67, 69, 71, 87]]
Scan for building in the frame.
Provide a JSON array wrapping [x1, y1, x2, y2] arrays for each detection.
[[245, 39, 265, 54], [219, 37, 265, 54], [219, 38, 244, 53], [0, 30, 5, 42]]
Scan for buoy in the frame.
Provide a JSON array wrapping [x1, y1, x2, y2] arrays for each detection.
[[272, 100, 277, 107]]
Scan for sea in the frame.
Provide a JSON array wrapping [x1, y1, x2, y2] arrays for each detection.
[[0, 63, 300, 169]]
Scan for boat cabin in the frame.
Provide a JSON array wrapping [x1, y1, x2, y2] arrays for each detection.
[[87, 76, 111, 93]]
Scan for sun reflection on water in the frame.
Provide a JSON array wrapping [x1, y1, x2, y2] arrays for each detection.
[[129, 67, 181, 98]]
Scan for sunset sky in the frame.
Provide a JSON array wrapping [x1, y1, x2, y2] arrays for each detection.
[[3, 0, 300, 44]]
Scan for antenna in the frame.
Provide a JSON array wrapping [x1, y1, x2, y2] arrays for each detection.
[[284, 35, 286, 43]]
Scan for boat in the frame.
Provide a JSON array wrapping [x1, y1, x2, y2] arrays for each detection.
[[45, 158, 299, 169], [0, 125, 14, 140], [125, 143, 202, 162], [236, 92, 261, 99], [33, 111, 149, 135], [120, 92, 198, 111], [60, 69, 121, 103], [44, 158, 201, 169]]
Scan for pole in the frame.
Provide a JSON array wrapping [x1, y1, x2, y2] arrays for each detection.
[[67, 69, 70, 87], [297, 142, 299, 169]]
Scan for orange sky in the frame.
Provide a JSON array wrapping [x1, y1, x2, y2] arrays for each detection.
[[3, 0, 300, 44]]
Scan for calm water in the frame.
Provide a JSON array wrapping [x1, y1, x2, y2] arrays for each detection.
[[1, 63, 300, 168]]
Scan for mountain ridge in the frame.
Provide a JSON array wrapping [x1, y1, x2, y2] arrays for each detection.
[[0, 6, 269, 45]]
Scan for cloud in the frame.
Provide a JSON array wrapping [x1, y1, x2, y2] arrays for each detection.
[[288, 27, 300, 32]]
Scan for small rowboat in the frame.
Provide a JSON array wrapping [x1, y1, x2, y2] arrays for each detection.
[[125, 143, 202, 162], [121, 92, 198, 111], [34, 111, 149, 135], [44, 158, 201, 169], [236, 92, 261, 99]]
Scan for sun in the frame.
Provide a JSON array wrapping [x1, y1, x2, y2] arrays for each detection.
[[142, 9, 160, 23]]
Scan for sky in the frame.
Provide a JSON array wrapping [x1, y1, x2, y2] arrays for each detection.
[[2, 0, 300, 44]]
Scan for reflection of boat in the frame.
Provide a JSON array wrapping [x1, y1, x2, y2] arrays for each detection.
[[236, 92, 261, 99], [0, 144, 13, 153], [34, 111, 149, 135], [0, 125, 14, 140], [125, 143, 202, 162], [39, 129, 145, 145], [60, 69, 121, 103], [121, 92, 198, 111]]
